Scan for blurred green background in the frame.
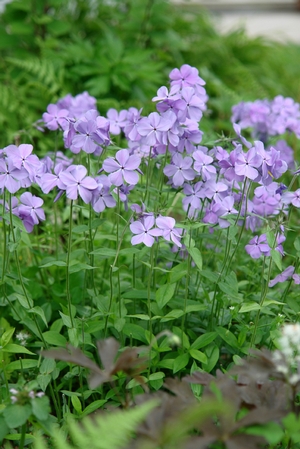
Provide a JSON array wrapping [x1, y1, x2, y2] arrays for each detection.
[[1, 0, 300, 149]]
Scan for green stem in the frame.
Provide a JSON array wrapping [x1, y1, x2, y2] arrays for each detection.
[[66, 200, 75, 328], [250, 257, 273, 348], [19, 423, 26, 449], [104, 214, 133, 337], [147, 245, 155, 342]]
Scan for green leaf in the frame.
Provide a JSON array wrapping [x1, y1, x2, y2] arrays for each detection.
[[239, 302, 260, 313], [0, 415, 9, 442], [126, 314, 150, 320], [15, 293, 33, 309], [122, 323, 148, 344], [187, 247, 202, 271], [203, 344, 219, 372], [69, 262, 95, 273], [1, 327, 15, 346], [200, 270, 219, 283], [191, 332, 218, 350], [148, 372, 165, 381], [244, 422, 284, 445], [271, 249, 282, 271], [28, 306, 48, 327], [72, 225, 89, 234], [173, 353, 190, 373], [40, 260, 67, 268], [189, 349, 207, 364], [42, 331, 67, 347], [81, 400, 107, 417], [71, 396, 82, 414], [3, 404, 32, 427], [89, 248, 117, 258], [169, 262, 188, 283], [216, 327, 239, 349], [59, 312, 72, 328], [160, 309, 184, 322], [156, 283, 176, 309], [31, 396, 50, 421], [185, 304, 206, 313], [2, 344, 35, 355], [37, 374, 51, 392], [6, 359, 38, 371]]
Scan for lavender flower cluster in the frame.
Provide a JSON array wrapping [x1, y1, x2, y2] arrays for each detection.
[[1, 64, 300, 289]]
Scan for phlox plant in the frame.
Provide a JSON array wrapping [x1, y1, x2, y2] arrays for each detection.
[[2, 63, 300, 446]]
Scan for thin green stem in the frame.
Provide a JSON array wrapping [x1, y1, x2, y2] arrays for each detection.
[[19, 423, 26, 449], [104, 215, 133, 337], [147, 245, 155, 341], [66, 200, 75, 328]]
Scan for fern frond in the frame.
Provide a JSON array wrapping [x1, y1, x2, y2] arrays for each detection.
[[5, 57, 62, 94], [34, 399, 159, 449]]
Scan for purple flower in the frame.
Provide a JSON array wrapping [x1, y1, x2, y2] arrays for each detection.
[[169, 64, 206, 95], [137, 112, 171, 146], [182, 181, 206, 211], [293, 274, 300, 284], [59, 165, 98, 203], [42, 104, 69, 131], [106, 108, 128, 135], [156, 215, 183, 247], [235, 147, 262, 181], [282, 189, 300, 208], [245, 234, 271, 259], [7, 144, 41, 181], [102, 149, 141, 186], [17, 192, 45, 232], [193, 150, 216, 181], [269, 266, 295, 287], [215, 196, 238, 228], [130, 215, 162, 247], [163, 153, 195, 187], [92, 175, 116, 213], [0, 158, 28, 193], [40, 163, 67, 194]]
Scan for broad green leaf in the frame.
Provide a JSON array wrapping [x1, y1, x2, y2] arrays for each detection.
[[160, 309, 184, 322], [1, 327, 15, 346], [2, 344, 35, 355], [185, 304, 206, 313], [156, 283, 176, 309], [122, 323, 148, 343], [0, 415, 9, 442], [42, 331, 67, 347], [89, 248, 117, 258], [173, 353, 190, 373], [191, 332, 218, 350], [6, 359, 38, 370], [71, 396, 82, 414], [3, 404, 32, 427], [81, 400, 107, 417], [169, 261, 188, 283], [31, 396, 50, 421], [271, 249, 282, 271], [203, 344, 219, 372], [15, 293, 33, 309], [148, 372, 165, 381], [187, 247, 202, 271], [28, 306, 48, 327], [37, 374, 51, 392], [59, 312, 72, 328], [239, 302, 261, 313], [189, 349, 207, 364], [200, 270, 219, 283], [216, 327, 239, 349]]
